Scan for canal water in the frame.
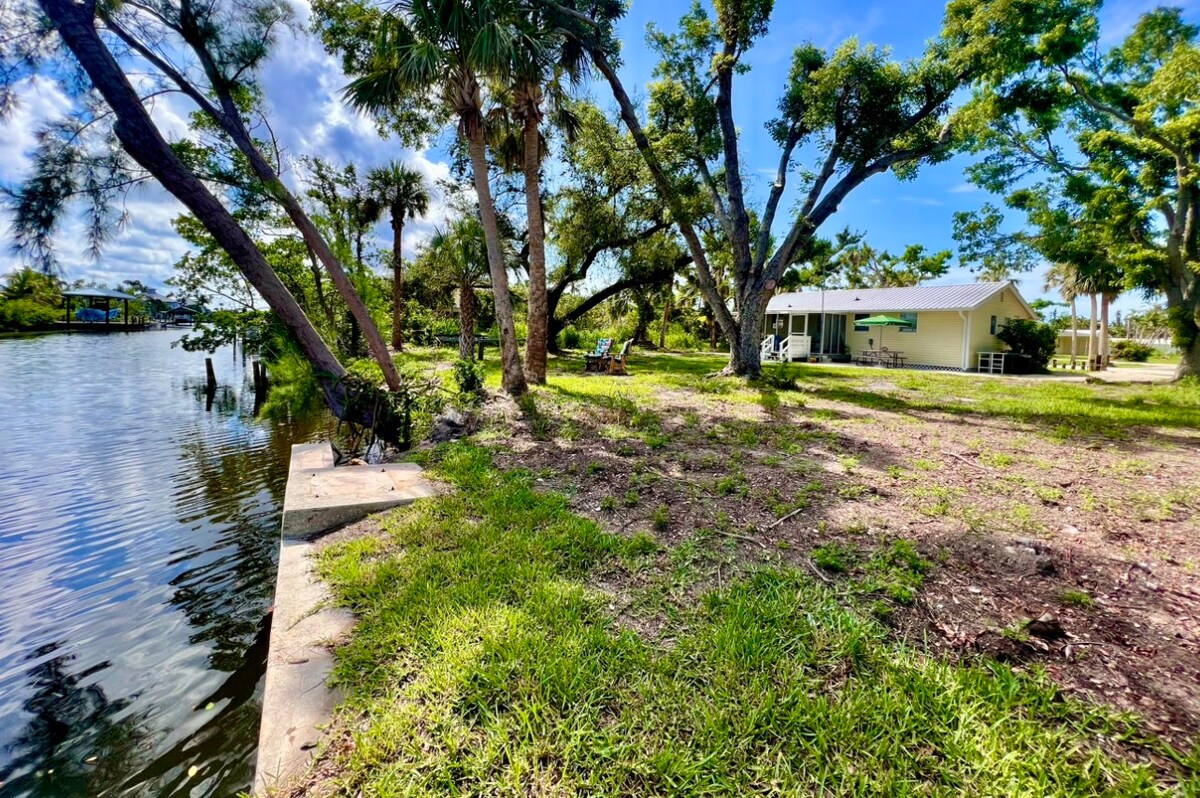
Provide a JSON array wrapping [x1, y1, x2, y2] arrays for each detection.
[[0, 330, 328, 797]]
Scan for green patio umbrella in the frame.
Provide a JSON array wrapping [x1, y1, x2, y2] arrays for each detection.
[[857, 314, 913, 350]]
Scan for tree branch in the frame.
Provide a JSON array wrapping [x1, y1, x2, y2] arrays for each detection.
[[100, 14, 228, 125], [714, 44, 752, 287], [753, 124, 801, 270], [1063, 70, 1184, 161]]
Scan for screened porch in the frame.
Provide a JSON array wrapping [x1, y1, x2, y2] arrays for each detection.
[[760, 312, 848, 362]]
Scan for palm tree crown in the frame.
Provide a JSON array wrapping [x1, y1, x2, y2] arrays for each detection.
[[366, 163, 431, 226]]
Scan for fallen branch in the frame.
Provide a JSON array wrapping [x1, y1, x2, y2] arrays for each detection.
[[941, 450, 991, 472], [805, 558, 833, 584], [712, 528, 769, 549], [762, 506, 805, 531]]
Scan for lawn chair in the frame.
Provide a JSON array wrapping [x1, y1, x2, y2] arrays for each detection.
[[607, 339, 633, 376], [584, 338, 614, 372]]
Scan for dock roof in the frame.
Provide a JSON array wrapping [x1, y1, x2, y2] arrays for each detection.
[[62, 287, 138, 301]]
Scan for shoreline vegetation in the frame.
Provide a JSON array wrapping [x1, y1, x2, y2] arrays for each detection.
[[275, 349, 1199, 796]]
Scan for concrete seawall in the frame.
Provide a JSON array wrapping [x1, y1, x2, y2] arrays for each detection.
[[253, 443, 433, 794]]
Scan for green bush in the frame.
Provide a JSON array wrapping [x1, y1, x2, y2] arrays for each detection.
[[996, 319, 1057, 370], [559, 326, 581, 350], [1111, 339, 1155, 362], [453, 358, 485, 400], [0, 298, 59, 331]]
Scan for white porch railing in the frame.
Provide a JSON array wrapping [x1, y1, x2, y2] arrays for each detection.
[[761, 334, 811, 362]]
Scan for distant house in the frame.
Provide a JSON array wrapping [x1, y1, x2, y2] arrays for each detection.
[[762, 281, 1037, 371], [1056, 330, 1108, 358]]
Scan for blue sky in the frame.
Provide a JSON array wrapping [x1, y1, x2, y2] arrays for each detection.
[[2, 0, 1197, 319], [598, 0, 1198, 318]]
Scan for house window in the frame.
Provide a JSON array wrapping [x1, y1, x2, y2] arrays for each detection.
[[898, 312, 918, 332], [853, 313, 870, 332], [990, 315, 998, 335]]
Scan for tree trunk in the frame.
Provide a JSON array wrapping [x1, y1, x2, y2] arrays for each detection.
[[1179, 332, 1200, 379], [459, 280, 476, 361], [1069, 296, 1078, 366], [725, 287, 770, 377], [658, 292, 670, 350], [731, 321, 762, 376], [1087, 294, 1099, 370], [308, 250, 334, 326], [184, 55, 404, 391], [38, 0, 352, 416], [1171, 291, 1200, 380], [1100, 293, 1111, 369], [466, 124, 527, 396], [252, 162, 401, 391], [521, 108, 548, 384], [391, 213, 404, 351]]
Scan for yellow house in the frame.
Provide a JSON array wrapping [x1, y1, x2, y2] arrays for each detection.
[[761, 282, 1037, 371]]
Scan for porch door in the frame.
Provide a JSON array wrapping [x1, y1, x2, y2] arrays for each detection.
[[765, 314, 788, 342], [807, 314, 823, 353]]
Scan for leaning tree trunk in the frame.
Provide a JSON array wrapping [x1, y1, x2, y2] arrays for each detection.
[[521, 106, 549, 384], [173, 52, 405, 392], [307, 250, 335, 326], [38, 0, 354, 417], [390, 213, 405, 352], [459, 280, 477, 361], [466, 124, 526, 395], [1087, 294, 1099, 370]]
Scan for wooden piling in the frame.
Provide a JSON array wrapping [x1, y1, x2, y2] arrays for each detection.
[[205, 357, 217, 392]]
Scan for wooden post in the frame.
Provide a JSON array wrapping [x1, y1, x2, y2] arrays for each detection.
[[205, 357, 217, 392]]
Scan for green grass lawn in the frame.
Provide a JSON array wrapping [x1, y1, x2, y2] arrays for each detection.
[[400, 346, 1200, 440], [311, 444, 1197, 796], [294, 347, 1200, 796]]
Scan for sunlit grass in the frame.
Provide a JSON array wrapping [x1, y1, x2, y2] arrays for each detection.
[[395, 345, 1198, 440], [312, 443, 1197, 796]]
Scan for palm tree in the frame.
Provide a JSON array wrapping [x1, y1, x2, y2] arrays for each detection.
[[423, 215, 492, 360], [505, 13, 585, 383], [2, 268, 61, 305], [346, 0, 528, 396], [367, 163, 431, 351], [1044, 262, 1083, 367]]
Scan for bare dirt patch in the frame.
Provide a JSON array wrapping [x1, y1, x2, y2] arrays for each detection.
[[485, 375, 1200, 750]]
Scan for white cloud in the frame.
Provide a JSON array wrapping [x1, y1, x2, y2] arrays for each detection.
[[0, 75, 72, 184], [0, 10, 455, 287]]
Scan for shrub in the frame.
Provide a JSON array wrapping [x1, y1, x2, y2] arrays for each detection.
[[0, 298, 59, 331], [996, 319, 1057, 370], [453, 358, 485, 400], [1111, 340, 1155, 362], [751, 363, 800, 391], [559, 326, 581, 350]]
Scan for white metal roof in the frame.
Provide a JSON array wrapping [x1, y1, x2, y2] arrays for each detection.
[[766, 281, 1032, 316]]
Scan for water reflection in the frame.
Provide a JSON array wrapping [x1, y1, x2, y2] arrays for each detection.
[[0, 643, 144, 796], [0, 331, 330, 797]]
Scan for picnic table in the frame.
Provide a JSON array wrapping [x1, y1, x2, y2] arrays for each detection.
[[433, 335, 499, 360], [857, 349, 907, 368]]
